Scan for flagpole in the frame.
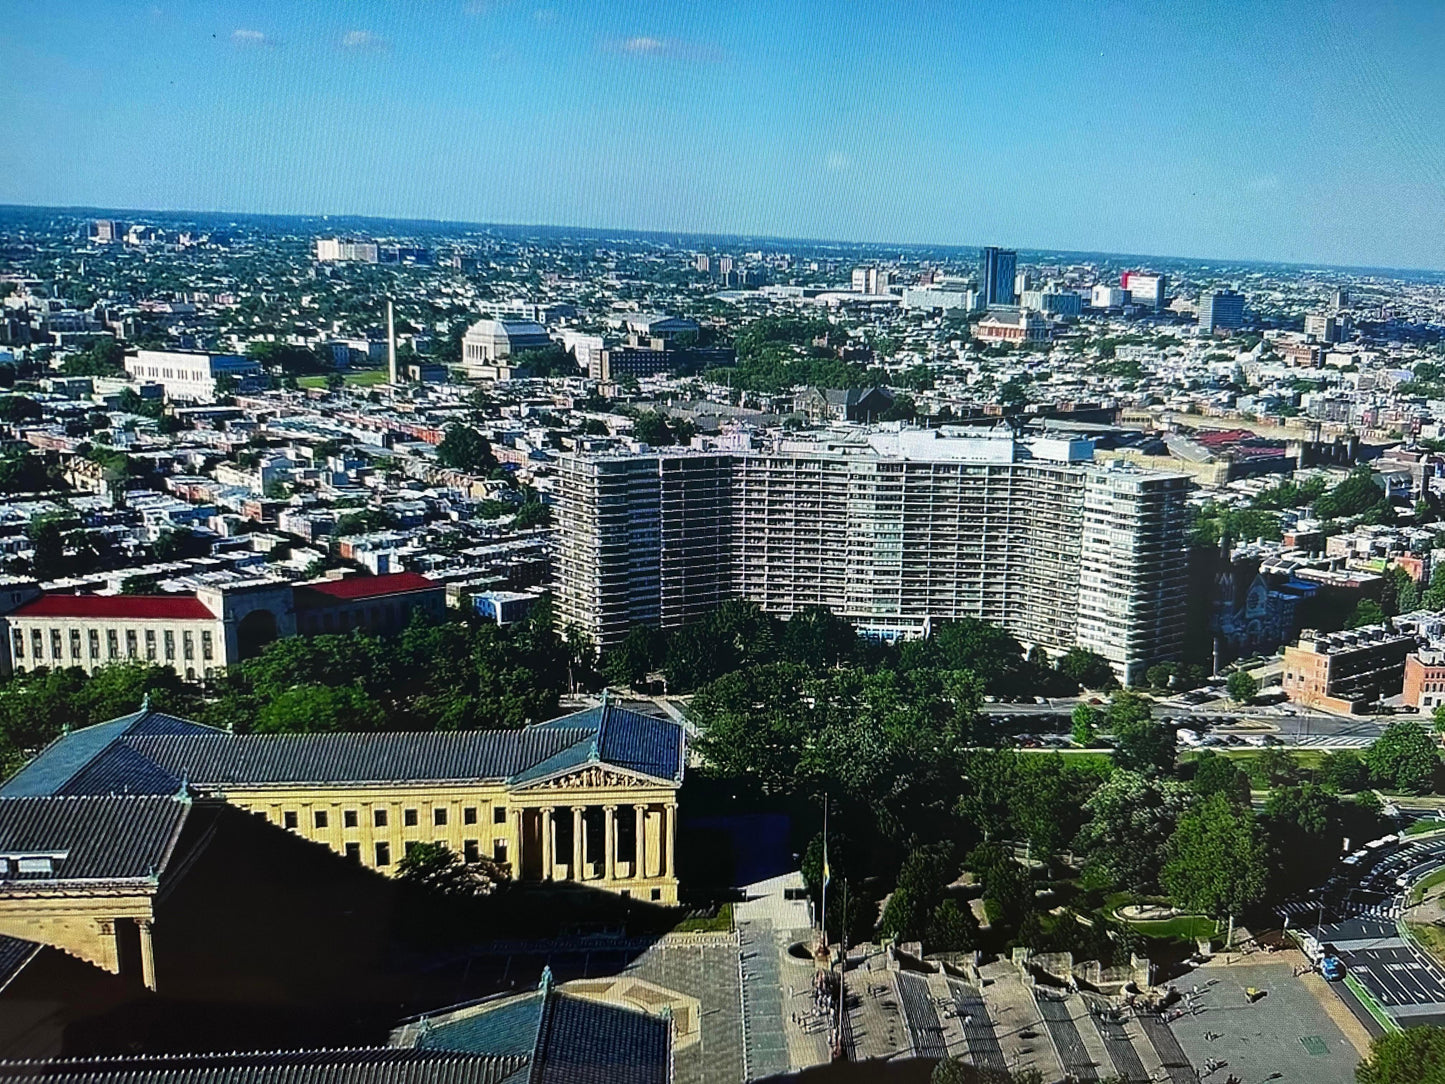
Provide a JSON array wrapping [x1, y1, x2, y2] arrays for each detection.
[[820, 796, 829, 949]]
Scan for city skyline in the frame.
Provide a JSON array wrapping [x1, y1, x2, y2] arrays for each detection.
[[6, 1, 1445, 271]]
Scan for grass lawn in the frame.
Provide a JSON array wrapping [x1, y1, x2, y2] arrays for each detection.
[[1405, 818, 1445, 837], [671, 902, 733, 933], [1179, 748, 1330, 771], [1123, 914, 1217, 942], [1410, 867, 1445, 906], [1409, 921, 1445, 966], [297, 369, 390, 388]]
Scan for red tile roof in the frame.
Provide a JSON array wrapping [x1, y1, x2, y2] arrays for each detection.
[[296, 572, 437, 602], [12, 594, 217, 621]]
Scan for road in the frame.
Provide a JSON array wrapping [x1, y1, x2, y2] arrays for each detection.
[[982, 699, 1393, 749], [1281, 836, 1445, 1027]]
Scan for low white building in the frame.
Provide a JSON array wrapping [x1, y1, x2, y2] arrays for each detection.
[[124, 350, 263, 403]]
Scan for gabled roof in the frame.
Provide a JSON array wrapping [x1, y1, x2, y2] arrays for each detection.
[[0, 710, 216, 798], [0, 704, 684, 797], [398, 979, 671, 1084], [0, 1048, 531, 1084], [10, 594, 217, 621], [0, 794, 192, 885]]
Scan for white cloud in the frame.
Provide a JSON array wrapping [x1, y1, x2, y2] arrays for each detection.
[[231, 28, 270, 47], [341, 29, 387, 51], [620, 35, 667, 54]]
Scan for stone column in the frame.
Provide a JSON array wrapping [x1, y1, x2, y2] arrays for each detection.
[[633, 804, 647, 879], [571, 806, 585, 881], [510, 808, 524, 880], [541, 806, 555, 880], [603, 805, 617, 882], [97, 919, 117, 974], [663, 802, 677, 880], [139, 920, 157, 991]]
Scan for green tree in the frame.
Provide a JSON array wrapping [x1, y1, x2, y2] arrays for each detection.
[[1070, 703, 1100, 746], [1424, 565, 1445, 611], [1346, 598, 1387, 629], [435, 425, 497, 473], [631, 411, 677, 446], [780, 605, 859, 669], [26, 514, 69, 580], [1320, 750, 1371, 793], [396, 841, 509, 897], [254, 683, 387, 733], [1264, 783, 1345, 897], [1075, 770, 1190, 893], [603, 624, 662, 689], [1226, 669, 1259, 704], [1108, 691, 1175, 774], [1163, 792, 1268, 920], [1365, 721, 1440, 794], [1190, 750, 1251, 805], [926, 899, 979, 952], [1354, 1025, 1445, 1084], [1056, 647, 1117, 690], [1434, 703, 1445, 736]]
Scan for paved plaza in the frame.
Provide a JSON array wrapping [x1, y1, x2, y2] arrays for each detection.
[[1168, 958, 1366, 1084]]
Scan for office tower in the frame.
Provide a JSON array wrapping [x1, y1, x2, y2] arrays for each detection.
[[1198, 289, 1245, 333], [716, 256, 735, 277], [1015, 270, 1033, 297], [694, 254, 710, 273], [1332, 288, 1350, 310], [851, 267, 871, 293], [1076, 468, 1192, 685], [89, 220, 120, 244], [553, 433, 1192, 682], [979, 247, 1018, 306], [1091, 285, 1127, 309], [1303, 313, 1340, 343], [1120, 271, 1167, 308]]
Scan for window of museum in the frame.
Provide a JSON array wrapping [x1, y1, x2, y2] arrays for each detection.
[[344, 810, 358, 828], [345, 842, 361, 862], [107, 629, 119, 659], [493, 840, 507, 863], [202, 631, 213, 661], [30, 630, 41, 660], [433, 808, 447, 827], [463, 807, 478, 825], [374, 808, 388, 827], [69, 629, 81, 659], [493, 806, 507, 825], [50, 629, 61, 660], [375, 842, 390, 866], [283, 811, 298, 830], [314, 810, 328, 829], [463, 840, 480, 862], [651, 889, 662, 901], [145, 629, 156, 660], [184, 631, 194, 660], [164, 630, 175, 661], [11, 629, 21, 659], [404, 809, 418, 827], [126, 630, 138, 658], [88, 629, 99, 659]]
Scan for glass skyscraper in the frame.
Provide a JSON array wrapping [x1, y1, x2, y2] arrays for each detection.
[[979, 246, 1018, 307]]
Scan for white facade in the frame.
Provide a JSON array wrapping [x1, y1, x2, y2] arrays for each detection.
[[124, 350, 262, 403], [460, 319, 552, 380]]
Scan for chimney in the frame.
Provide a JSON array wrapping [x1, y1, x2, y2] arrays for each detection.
[[387, 299, 397, 385]]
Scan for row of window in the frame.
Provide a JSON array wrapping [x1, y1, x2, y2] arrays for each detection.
[[278, 804, 507, 831], [13, 626, 213, 664], [356, 839, 500, 866]]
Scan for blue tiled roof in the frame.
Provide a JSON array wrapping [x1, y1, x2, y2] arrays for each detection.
[[0, 711, 213, 798], [416, 992, 547, 1059], [528, 703, 683, 785], [410, 986, 671, 1084], [0, 1049, 532, 1083], [0, 703, 684, 798], [0, 794, 192, 882]]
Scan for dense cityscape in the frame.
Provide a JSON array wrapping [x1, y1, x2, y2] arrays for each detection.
[[3, 1, 1445, 1079], [1, 202, 1445, 1082]]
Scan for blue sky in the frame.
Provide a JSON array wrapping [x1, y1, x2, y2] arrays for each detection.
[[4, 1, 1444, 268]]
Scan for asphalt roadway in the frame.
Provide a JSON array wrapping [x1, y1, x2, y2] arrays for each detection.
[[1284, 836, 1445, 1028]]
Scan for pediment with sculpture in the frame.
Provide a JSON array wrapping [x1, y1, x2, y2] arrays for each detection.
[[517, 764, 663, 792]]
